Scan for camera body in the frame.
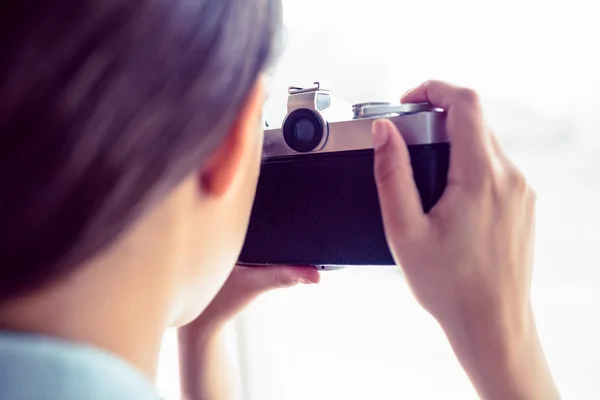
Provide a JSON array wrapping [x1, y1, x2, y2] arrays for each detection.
[[239, 82, 450, 267]]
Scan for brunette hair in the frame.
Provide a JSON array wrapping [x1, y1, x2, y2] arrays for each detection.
[[0, 0, 282, 300]]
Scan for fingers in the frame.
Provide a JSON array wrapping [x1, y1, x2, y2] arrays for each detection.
[[402, 80, 493, 191], [185, 265, 319, 331], [372, 119, 426, 244], [402, 80, 469, 110], [236, 265, 320, 294]]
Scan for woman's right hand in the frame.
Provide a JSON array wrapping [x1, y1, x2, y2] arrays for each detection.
[[372, 80, 559, 400]]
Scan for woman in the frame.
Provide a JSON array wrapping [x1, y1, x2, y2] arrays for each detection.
[[0, 0, 559, 399]]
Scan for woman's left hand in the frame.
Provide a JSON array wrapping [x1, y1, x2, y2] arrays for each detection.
[[181, 264, 321, 335], [178, 265, 320, 400]]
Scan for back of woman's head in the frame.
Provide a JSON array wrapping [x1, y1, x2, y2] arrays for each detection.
[[0, 0, 281, 300]]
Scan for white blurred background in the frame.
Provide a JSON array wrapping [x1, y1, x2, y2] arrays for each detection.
[[157, 0, 600, 398]]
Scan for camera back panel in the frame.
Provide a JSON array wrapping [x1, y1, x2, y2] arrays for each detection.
[[238, 143, 449, 267]]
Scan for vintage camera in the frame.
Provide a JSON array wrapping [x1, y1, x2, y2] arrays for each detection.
[[239, 82, 450, 268]]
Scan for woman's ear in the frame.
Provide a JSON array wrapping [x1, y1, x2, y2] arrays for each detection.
[[200, 78, 265, 198]]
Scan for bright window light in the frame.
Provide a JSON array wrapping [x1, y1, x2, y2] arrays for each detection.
[[157, 1, 600, 399]]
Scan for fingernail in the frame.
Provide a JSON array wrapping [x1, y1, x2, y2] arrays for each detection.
[[372, 120, 390, 150]]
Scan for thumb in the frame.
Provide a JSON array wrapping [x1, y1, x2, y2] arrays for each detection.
[[372, 119, 426, 242]]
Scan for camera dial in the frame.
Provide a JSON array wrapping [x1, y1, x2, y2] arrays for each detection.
[[352, 102, 391, 119], [354, 102, 442, 119]]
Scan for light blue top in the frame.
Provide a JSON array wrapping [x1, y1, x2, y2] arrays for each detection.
[[0, 331, 162, 400]]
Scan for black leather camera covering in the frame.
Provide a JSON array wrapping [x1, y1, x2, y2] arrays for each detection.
[[239, 144, 450, 266]]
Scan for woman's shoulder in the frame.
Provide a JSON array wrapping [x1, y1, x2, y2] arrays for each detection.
[[0, 331, 161, 400]]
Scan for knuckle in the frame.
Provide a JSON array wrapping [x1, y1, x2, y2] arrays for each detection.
[[455, 87, 482, 106], [527, 186, 537, 206], [488, 171, 504, 202], [476, 160, 507, 196], [506, 167, 528, 194], [423, 79, 440, 90]]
